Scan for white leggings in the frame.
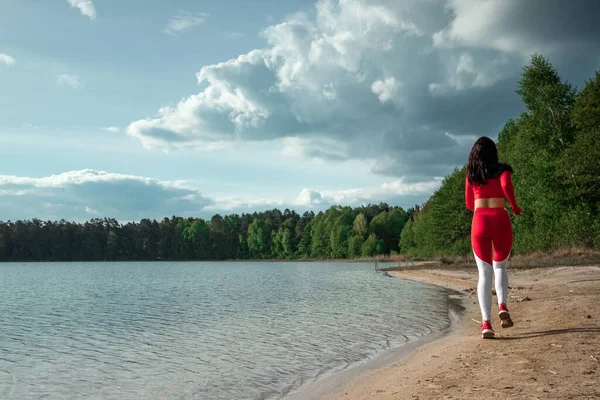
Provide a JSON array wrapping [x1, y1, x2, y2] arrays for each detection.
[[474, 253, 508, 321]]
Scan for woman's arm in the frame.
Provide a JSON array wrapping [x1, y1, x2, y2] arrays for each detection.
[[500, 171, 521, 215], [465, 176, 474, 211]]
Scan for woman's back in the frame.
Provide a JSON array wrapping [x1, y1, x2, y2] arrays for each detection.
[[465, 170, 520, 213]]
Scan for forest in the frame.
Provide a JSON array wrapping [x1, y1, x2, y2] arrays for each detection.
[[1, 54, 598, 262], [0, 204, 409, 261]]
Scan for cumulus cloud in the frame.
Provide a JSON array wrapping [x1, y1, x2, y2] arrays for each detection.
[[127, 0, 600, 182], [429, 52, 512, 93], [164, 11, 209, 35], [57, 74, 80, 89], [371, 77, 400, 104], [0, 169, 444, 220], [0, 53, 16, 66], [67, 0, 96, 21], [204, 196, 284, 213], [295, 189, 325, 207], [295, 178, 441, 207], [127, 0, 425, 153], [0, 170, 212, 221]]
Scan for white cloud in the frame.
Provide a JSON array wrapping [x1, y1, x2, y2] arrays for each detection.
[[430, 52, 511, 93], [164, 11, 209, 35], [57, 74, 80, 89], [102, 126, 120, 133], [433, 0, 510, 50], [204, 196, 284, 212], [0, 170, 212, 221], [126, 0, 600, 182], [67, 0, 96, 21], [295, 189, 325, 206], [371, 77, 400, 103], [128, 0, 416, 151], [0, 53, 16, 66], [0, 168, 450, 220], [295, 178, 441, 207]]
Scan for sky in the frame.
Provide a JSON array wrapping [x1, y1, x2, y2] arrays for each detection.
[[1, 0, 599, 222]]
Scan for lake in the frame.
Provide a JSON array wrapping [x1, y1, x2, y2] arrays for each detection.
[[0, 262, 452, 399]]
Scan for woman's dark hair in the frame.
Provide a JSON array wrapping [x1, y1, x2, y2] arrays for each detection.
[[467, 136, 513, 185]]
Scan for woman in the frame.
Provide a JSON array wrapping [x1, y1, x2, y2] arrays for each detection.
[[465, 137, 521, 339]]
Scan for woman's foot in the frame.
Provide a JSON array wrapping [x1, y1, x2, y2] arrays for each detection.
[[481, 320, 495, 339], [498, 303, 514, 328]]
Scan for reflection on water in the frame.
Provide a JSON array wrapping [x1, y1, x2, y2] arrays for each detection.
[[0, 262, 450, 399]]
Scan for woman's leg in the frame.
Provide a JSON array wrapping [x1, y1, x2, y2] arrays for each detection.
[[491, 210, 514, 306], [473, 243, 493, 321], [493, 258, 509, 305], [472, 212, 493, 322]]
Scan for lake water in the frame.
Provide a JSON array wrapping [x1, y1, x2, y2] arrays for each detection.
[[0, 262, 453, 400]]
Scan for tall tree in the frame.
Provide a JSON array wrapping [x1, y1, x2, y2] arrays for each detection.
[[352, 213, 368, 237], [247, 219, 269, 259]]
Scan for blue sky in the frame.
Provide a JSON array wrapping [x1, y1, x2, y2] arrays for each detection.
[[1, 0, 599, 221]]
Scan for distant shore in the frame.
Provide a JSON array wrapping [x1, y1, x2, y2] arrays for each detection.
[[2, 247, 598, 266], [321, 265, 600, 400]]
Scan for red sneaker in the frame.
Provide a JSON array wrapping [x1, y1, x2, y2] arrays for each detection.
[[498, 303, 514, 328], [481, 320, 495, 339]]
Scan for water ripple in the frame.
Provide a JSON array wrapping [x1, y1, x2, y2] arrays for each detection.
[[0, 262, 451, 400]]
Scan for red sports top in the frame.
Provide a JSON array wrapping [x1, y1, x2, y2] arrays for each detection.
[[465, 171, 520, 213]]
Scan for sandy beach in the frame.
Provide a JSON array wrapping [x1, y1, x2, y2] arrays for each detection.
[[323, 265, 600, 400]]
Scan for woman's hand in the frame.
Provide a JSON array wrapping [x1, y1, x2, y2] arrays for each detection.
[[512, 205, 522, 215]]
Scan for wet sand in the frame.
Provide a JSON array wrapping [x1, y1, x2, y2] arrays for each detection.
[[323, 266, 600, 400]]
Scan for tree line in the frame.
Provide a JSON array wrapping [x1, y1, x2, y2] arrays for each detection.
[[400, 54, 600, 256], [0, 204, 411, 261]]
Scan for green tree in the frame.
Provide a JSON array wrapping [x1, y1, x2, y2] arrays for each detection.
[[560, 72, 600, 209], [361, 234, 378, 257], [0, 231, 6, 261], [347, 234, 364, 259], [310, 212, 331, 258], [558, 71, 600, 247], [281, 227, 295, 258], [105, 230, 118, 260], [296, 221, 312, 258], [399, 219, 415, 253], [330, 223, 350, 259], [375, 238, 386, 255], [182, 219, 210, 259], [502, 54, 578, 251], [398, 168, 471, 256], [352, 213, 368, 237], [369, 208, 408, 254], [271, 229, 283, 258], [247, 219, 269, 259]]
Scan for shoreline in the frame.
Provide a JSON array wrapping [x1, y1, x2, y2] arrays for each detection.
[[323, 266, 600, 399], [4, 247, 597, 268], [283, 280, 472, 400]]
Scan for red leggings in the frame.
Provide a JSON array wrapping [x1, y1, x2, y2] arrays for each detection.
[[471, 208, 513, 263]]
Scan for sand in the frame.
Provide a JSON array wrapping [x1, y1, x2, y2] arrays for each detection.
[[324, 266, 600, 400]]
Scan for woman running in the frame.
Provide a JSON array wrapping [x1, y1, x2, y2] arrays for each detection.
[[465, 137, 522, 339]]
